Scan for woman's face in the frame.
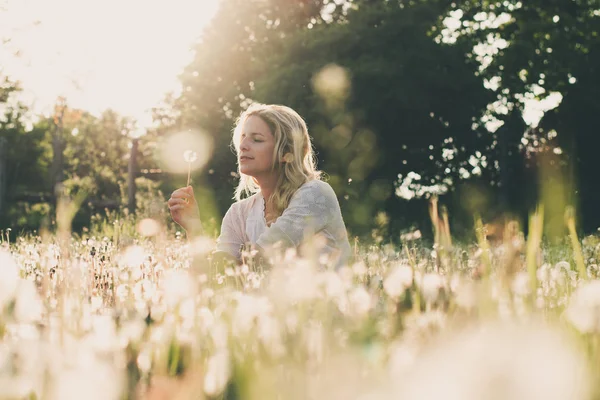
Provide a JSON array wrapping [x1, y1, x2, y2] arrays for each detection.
[[238, 115, 277, 179]]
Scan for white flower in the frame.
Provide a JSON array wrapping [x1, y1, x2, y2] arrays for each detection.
[[118, 246, 145, 269], [14, 279, 43, 323], [397, 322, 590, 400], [512, 272, 530, 297], [0, 249, 20, 307], [347, 287, 372, 317], [88, 315, 118, 353], [183, 150, 198, 163], [388, 341, 418, 376], [352, 261, 368, 276], [454, 281, 477, 310], [269, 261, 318, 303], [137, 219, 161, 237], [51, 359, 123, 400], [204, 350, 230, 397], [565, 280, 600, 333], [232, 294, 272, 337], [257, 315, 285, 358], [384, 264, 413, 298], [420, 273, 444, 303], [162, 270, 195, 307], [319, 271, 345, 299]]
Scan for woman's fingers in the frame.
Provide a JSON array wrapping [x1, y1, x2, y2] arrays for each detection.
[[169, 205, 185, 212], [167, 197, 188, 207], [170, 188, 194, 200]]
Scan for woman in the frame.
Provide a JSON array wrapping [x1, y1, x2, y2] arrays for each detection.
[[167, 103, 351, 267]]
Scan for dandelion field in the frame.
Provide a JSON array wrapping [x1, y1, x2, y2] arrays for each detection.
[[1, 205, 600, 400]]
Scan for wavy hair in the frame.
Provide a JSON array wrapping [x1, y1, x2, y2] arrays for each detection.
[[231, 103, 321, 218]]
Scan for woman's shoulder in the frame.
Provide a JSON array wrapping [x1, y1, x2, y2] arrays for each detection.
[[296, 179, 338, 201]]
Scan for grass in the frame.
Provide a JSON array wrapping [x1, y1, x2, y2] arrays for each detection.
[[1, 203, 600, 400]]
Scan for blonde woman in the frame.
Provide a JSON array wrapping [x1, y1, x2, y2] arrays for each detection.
[[168, 103, 351, 267]]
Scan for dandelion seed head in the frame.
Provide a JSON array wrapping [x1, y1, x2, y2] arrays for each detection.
[[454, 280, 477, 310], [14, 279, 43, 323], [421, 273, 444, 303], [269, 261, 319, 303], [204, 349, 231, 397], [352, 261, 368, 276], [160, 129, 212, 174], [565, 280, 600, 333], [51, 359, 123, 400], [137, 349, 152, 373], [118, 245, 146, 269], [189, 236, 215, 256], [0, 249, 20, 308], [384, 264, 413, 298], [512, 272, 530, 297], [162, 270, 195, 307], [347, 287, 372, 317], [397, 322, 590, 400], [137, 218, 161, 237], [183, 149, 198, 163]]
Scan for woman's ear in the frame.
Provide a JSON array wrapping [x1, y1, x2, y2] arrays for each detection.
[[281, 153, 293, 163]]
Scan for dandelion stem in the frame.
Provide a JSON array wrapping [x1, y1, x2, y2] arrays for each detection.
[[187, 163, 192, 187], [566, 206, 588, 280], [526, 205, 544, 305]]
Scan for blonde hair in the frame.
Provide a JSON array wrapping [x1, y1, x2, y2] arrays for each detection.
[[232, 103, 321, 217]]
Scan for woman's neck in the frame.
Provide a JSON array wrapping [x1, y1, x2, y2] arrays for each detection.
[[256, 173, 278, 202], [256, 174, 279, 226]]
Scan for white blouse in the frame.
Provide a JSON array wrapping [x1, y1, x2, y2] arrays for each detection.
[[215, 179, 351, 266]]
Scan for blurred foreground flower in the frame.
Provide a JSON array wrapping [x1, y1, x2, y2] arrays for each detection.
[[565, 280, 600, 333], [0, 249, 20, 308], [384, 264, 413, 298], [204, 349, 230, 397], [396, 322, 590, 400]]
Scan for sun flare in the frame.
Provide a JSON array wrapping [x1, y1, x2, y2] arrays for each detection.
[[0, 0, 219, 126]]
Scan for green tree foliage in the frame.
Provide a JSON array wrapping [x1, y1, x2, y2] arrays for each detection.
[[442, 0, 600, 231], [63, 109, 132, 200], [0, 76, 51, 230]]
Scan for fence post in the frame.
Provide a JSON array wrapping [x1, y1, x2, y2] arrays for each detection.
[[0, 137, 6, 216], [128, 138, 138, 214]]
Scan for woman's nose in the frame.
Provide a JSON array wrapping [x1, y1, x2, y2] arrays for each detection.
[[240, 137, 250, 151]]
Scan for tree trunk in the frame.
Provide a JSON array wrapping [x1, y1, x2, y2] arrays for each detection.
[[128, 138, 138, 214], [50, 105, 66, 193], [0, 137, 6, 216]]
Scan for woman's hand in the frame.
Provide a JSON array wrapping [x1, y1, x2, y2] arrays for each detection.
[[167, 186, 202, 236]]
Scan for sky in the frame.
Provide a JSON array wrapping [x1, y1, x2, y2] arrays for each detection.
[[0, 0, 219, 127]]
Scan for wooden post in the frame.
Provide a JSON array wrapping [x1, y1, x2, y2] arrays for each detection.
[[128, 138, 138, 214], [0, 137, 6, 216], [50, 99, 67, 193]]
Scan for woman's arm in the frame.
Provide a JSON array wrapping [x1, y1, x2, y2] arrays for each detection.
[[256, 181, 337, 251]]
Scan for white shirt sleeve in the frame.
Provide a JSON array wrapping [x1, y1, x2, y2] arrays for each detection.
[[256, 181, 337, 250], [215, 204, 245, 260]]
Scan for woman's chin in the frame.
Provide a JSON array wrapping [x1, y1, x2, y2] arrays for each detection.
[[239, 167, 254, 176]]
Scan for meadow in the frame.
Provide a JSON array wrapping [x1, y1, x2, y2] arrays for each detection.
[[1, 203, 599, 400]]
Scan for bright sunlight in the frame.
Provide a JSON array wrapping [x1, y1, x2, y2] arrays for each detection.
[[0, 0, 218, 126]]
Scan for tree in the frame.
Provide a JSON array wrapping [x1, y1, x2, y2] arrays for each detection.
[[443, 0, 600, 232], [0, 75, 52, 229]]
